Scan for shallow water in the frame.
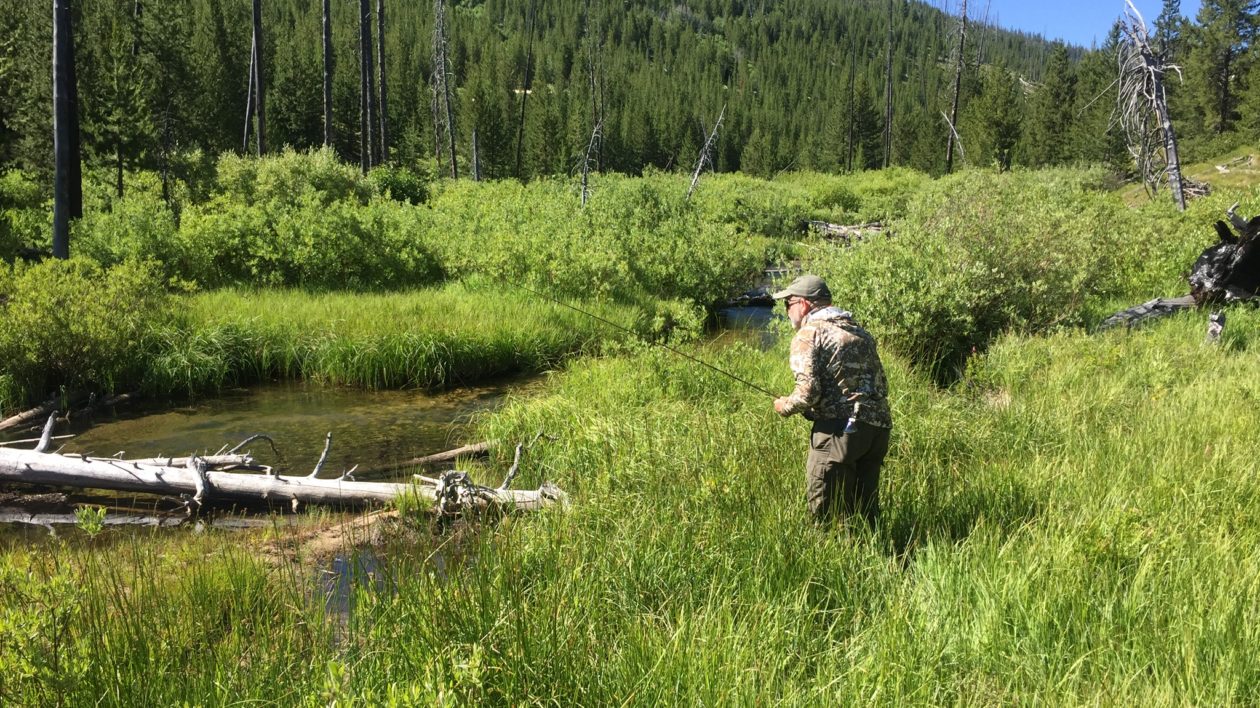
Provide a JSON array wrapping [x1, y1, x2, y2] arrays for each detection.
[[712, 304, 779, 350], [0, 378, 540, 532], [51, 379, 537, 478], [0, 299, 779, 534]]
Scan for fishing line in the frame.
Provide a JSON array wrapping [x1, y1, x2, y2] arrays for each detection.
[[508, 282, 779, 399]]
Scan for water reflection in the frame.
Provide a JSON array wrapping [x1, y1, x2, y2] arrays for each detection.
[[0, 378, 540, 533], [47, 379, 539, 480]]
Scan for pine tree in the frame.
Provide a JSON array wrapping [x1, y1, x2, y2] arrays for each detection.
[[1186, 0, 1259, 133], [1073, 25, 1126, 170], [963, 63, 1021, 170], [1023, 43, 1076, 166], [1153, 0, 1186, 59], [1242, 58, 1260, 139]]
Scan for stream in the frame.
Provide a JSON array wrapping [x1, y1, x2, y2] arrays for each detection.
[[0, 300, 779, 536], [0, 302, 778, 618], [0, 378, 541, 534]]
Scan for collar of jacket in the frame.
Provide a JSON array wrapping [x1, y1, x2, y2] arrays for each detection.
[[805, 306, 852, 324]]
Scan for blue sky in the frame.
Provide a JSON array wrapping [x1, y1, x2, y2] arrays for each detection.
[[972, 0, 1203, 47]]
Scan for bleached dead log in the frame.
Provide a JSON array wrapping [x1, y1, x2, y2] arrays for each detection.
[[0, 398, 57, 432], [127, 454, 257, 469], [0, 422, 564, 513], [0, 446, 565, 511], [373, 441, 494, 473], [807, 220, 887, 244]]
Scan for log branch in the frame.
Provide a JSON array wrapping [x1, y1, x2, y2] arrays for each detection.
[[34, 412, 59, 453], [0, 433, 563, 514], [309, 432, 332, 478]]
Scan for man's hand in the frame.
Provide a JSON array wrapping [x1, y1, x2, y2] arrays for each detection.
[[773, 397, 790, 416]]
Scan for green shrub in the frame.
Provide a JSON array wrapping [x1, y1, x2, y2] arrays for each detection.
[[175, 196, 443, 290], [214, 147, 373, 207], [780, 167, 932, 223], [693, 172, 814, 238], [0, 169, 49, 259], [0, 258, 169, 403], [73, 192, 183, 275], [368, 163, 430, 204], [429, 175, 769, 306], [807, 168, 1135, 375]]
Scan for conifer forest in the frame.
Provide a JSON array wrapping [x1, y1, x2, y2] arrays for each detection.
[[2, 1, 1260, 704]]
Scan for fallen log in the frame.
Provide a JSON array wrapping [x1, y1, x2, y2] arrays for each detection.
[[0, 423, 566, 514], [367, 440, 494, 474], [1098, 204, 1260, 331], [0, 397, 57, 432]]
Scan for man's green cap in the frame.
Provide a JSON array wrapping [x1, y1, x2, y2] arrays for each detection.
[[771, 274, 831, 301]]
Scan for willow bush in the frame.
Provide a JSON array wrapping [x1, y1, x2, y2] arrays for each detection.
[[0, 258, 168, 408], [807, 168, 1260, 376]]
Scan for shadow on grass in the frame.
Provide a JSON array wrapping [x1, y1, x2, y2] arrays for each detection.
[[880, 475, 1043, 561]]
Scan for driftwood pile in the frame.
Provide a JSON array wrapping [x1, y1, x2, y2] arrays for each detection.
[[1099, 203, 1260, 332], [0, 414, 565, 518], [806, 220, 887, 246]]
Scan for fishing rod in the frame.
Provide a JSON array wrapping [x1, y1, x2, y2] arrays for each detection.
[[509, 282, 780, 399]]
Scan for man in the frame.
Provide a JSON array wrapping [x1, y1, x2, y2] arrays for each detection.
[[772, 274, 892, 526]]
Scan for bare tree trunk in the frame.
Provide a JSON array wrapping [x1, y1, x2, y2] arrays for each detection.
[[323, 0, 333, 147], [377, 0, 389, 162], [1155, 65, 1185, 210], [1119, 1, 1186, 211], [160, 107, 171, 207], [846, 41, 856, 172], [252, 0, 266, 155], [363, 0, 376, 168], [882, 0, 895, 168], [686, 105, 724, 201], [243, 35, 256, 152], [515, 0, 537, 179], [945, 0, 968, 174], [584, 0, 604, 172], [472, 129, 480, 180], [359, 0, 372, 173], [432, 0, 458, 179], [52, 0, 81, 260], [580, 118, 601, 207]]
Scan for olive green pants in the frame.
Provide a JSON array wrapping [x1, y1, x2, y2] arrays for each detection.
[[806, 419, 891, 525]]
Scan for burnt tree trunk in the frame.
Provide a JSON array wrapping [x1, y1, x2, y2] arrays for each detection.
[[52, 0, 82, 260], [882, 0, 895, 168], [359, 0, 373, 172], [323, 0, 333, 146], [364, 0, 376, 166], [252, 0, 266, 155], [376, 0, 389, 162], [944, 0, 968, 174], [515, 0, 536, 179], [846, 41, 856, 172]]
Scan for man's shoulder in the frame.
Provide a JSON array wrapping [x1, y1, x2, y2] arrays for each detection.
[[789, 323, 819, 354]]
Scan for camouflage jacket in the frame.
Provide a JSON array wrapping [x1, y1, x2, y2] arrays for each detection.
[[780, 307, 892, 428]]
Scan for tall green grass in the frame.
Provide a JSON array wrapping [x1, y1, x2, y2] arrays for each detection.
[[0, 265, 684, 411], [5, 309, 1259, 703], [146, 284, 682, 395]]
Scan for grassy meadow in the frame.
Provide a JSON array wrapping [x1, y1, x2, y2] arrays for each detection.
[[2, 148, 1260, 703], [5, 309, 1260, 703]]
